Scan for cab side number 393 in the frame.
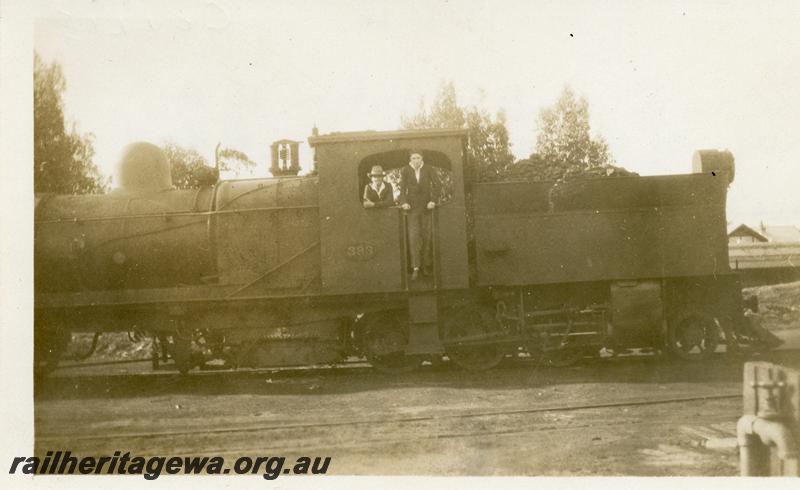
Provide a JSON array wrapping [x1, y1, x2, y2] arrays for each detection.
[[346, 243, 375, 260]]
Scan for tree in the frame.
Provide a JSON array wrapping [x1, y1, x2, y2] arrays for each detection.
[[34, 53, 107, 194], [216, 144, 258, 177], [535, 85, 612, 170], [401, 81, 465, 130], [512, 85, 634, 182], [401, 81, 514, 182], [162, 143, 218, 189], [164, 143, 259, 189], [464, 107, 515, 182]]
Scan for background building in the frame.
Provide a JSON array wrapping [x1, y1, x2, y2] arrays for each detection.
[[728, 223, 800, 286]]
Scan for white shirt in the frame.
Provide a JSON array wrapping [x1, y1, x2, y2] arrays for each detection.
[[413, 163, 424, 183], [370, 182, 386, 194]]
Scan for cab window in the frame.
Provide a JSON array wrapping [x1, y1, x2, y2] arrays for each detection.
[[358, 150, 453, 206]]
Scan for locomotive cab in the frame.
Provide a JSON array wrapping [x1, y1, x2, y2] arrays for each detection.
[[309, 128, 471, 296]]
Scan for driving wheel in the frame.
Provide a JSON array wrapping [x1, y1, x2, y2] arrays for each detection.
[[667, 314, 720, 361], [361, 311, 421, 374], [443, 304, 505, 372]]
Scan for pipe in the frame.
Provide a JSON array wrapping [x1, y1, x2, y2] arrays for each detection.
[[737, 414, 799, 476]]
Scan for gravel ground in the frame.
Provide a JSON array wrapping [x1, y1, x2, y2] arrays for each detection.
[[35, 345, 800, 476]]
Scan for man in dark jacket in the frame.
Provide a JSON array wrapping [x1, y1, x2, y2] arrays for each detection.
[[399, 150, 436, 280]]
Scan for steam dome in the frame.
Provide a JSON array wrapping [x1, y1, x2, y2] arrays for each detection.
[[116, 142, 173, 192]]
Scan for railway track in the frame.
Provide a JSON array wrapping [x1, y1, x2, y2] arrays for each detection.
[[37, 392, 741, 445]]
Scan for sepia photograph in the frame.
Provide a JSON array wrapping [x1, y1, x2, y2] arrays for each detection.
[[2, 0, 800, 486]]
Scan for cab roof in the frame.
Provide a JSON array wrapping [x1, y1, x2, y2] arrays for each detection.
[[308, 128, 467, 146]]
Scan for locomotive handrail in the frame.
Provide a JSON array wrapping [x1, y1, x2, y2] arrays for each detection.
[[400, 207, 439, 291], [432, 208, 439, 289], [401, 210, 409, 291], [214, 204, 318, 215], [35, 198, 457, 226], [79, 220, 207, 253], [35, 205, 320, 224]]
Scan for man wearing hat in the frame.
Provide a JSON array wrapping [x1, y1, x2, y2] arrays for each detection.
[[362, 165, 394, 208]]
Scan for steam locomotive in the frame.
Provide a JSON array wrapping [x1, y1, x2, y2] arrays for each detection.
[[34, 128, 780, 375]]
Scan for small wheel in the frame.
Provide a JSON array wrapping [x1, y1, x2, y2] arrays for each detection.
[[151, 334, 162, 370], [540, 346, 587, 367], [168, 333, 195, 374], [426, 354, 447, 370], [667, 314, 720, 361], [361, 311, 420, 374], [443, 305, 504, 372]]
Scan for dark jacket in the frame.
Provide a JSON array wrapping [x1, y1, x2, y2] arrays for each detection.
[[399, 164, 435, 210], [363, 182, 394, 207]]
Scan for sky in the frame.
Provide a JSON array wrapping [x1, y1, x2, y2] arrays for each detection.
[[33, 0, 800, 226]]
